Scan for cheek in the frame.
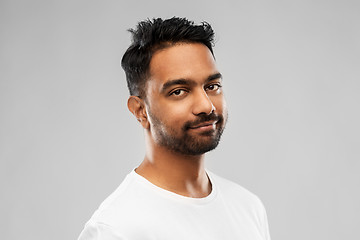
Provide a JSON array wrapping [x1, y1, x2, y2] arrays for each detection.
[[212, 95, 227, 113], [165, 104, 191, 125], [150, 100, 191, 126]]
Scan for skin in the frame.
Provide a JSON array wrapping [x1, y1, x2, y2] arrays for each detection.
[[127, 43, 227, 198]]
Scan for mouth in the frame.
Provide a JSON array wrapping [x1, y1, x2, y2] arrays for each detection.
[[188, 121, 217, 130], [183, 113, 223, 132]]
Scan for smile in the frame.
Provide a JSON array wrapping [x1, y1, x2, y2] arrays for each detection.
[[188, 121, 217, 131]]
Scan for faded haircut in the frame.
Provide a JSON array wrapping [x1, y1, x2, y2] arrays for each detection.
[[121, 17, 215, 97]]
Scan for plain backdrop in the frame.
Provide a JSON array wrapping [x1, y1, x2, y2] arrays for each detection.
[[1, 0, 359, 239]]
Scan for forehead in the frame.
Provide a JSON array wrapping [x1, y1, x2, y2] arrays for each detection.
[[148, 43, 218, 85]]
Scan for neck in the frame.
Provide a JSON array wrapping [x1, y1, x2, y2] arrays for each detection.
[[135, 136, 211, 198]]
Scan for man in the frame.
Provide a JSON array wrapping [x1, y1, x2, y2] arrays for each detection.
[[78, 17, 271, 240]]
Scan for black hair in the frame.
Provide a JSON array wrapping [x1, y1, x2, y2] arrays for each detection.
[[121, 17, 215, 97]]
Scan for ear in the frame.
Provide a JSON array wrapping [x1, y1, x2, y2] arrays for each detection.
[[127, 96, 150, 129]]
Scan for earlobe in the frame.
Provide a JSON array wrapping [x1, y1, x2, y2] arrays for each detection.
[[127, 96, 149, 129]]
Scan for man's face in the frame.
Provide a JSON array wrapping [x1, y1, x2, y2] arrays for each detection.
[[144, 43, 228, 155]]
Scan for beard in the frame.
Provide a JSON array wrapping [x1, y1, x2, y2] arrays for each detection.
[[148, 110, 227, 156]]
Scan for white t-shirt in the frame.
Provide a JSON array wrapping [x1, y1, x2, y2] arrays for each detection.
[[78, 170, 271, 240]]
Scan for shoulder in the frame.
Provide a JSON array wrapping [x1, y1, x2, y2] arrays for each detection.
[[208, 171, 266, 212], [78, 221, 128, 240], [208, 171, 271, 239], [85, 171, 145, 227], [79, 171, 158, 239]]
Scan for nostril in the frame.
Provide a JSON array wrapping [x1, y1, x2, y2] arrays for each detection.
[[210, 103, 216, 112]]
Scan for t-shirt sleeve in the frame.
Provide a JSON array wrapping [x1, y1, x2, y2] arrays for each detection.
[[261, 202, 271, 240], [77, 221, 128, 240]]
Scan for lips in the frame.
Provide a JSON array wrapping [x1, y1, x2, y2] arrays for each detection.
[[183, 113, 223, 131], [188, 121, 217, 129]]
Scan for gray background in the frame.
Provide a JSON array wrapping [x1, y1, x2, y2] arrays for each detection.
[[1, 0, 359, 239]]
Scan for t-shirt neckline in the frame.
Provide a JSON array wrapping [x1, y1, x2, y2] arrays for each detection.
[[130, 169, 218, 205]]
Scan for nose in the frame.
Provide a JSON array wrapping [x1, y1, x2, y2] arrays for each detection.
[[192, 89, 216, 115]]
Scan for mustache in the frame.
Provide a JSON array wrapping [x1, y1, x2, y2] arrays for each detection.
[[183, 113, 224, 130]]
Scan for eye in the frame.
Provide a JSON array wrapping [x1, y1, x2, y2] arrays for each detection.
[[169, 89, 188, 97], [206, 83, 222, 92]]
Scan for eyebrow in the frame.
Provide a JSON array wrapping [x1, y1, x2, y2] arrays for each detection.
[[161, 72, 223, 93], [208, 72, 223, 82]]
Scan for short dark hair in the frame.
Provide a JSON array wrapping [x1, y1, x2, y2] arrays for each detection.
[[121, 17, 215, 97]]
